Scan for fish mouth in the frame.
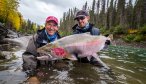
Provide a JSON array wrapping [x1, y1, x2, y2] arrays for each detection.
[[38, 52, 53, 58], [38, 52, 50, 56], [37, 47, 52, 56]]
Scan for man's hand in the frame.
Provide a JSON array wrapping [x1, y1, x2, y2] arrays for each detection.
[[103, 39, 111, 49], [105, 40, 111, 45]]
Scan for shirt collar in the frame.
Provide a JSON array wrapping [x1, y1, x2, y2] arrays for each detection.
[[77, 23, 89, 30]]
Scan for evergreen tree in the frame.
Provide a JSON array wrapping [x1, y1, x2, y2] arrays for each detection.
[[125, 0, 133, 28], [117, 0, 126, 27], [89, 0, 96, 24], [95, 0, 100, 27], [109, 0, 115, 28], [105, 0, 110, 29], [82, 1, 88, 10]]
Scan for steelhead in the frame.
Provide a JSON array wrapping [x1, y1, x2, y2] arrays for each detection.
[[37, 33, 110, 61]]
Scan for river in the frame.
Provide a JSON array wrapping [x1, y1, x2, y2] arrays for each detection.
[[0, 36, 146, 84]]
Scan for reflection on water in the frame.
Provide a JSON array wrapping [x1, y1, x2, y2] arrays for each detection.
[[100, 46, 146, 84], [0, 40, 146, 84]]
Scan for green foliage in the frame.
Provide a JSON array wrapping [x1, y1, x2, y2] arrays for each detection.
[[123, 34, 136, 42], [138, 25, 146, 34], [100, 27, 111, 35], [123, 34, 145, 42], [133, 35, 145, 42], [59, 31, 72, 37], [18, 19, 39, 34], [99, 27, 106, 34], [113, 25, 127, 34], [123, 25, 146, 42]]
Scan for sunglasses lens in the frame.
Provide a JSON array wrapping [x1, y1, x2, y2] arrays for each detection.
[[76, 16, 85, 21], [80, 17, 85, 20]]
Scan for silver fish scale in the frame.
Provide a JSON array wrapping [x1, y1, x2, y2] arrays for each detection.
[[52, 33, 100, 47]]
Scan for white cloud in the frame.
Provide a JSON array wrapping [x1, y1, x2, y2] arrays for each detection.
[[18, 0, 93, 25]]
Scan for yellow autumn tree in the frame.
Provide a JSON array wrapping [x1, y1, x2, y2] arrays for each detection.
[[0, 0, 7, 22], [0, 0, 19, 30], [8, 11, 21, 30]]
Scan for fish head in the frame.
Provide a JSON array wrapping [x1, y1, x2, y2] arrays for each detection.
[[37, 43, 53, 56], [37, 43, 73, 60]]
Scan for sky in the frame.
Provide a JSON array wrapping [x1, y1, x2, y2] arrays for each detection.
[[18, 0, 93, 25]]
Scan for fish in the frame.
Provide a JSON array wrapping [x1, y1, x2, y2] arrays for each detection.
[[37, 33, 110, 61]]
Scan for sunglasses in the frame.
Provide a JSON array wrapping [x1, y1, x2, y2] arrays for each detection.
[[75, 16, 85, 21]]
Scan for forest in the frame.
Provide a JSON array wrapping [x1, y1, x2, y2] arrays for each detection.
[[60, 0, 146, 42], [0, 0, 41, 34], [0, 0, 146, 42]]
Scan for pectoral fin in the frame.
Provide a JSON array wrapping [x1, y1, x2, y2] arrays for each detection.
[[92, 53, 110, 70], [65, 54, 78, 61]]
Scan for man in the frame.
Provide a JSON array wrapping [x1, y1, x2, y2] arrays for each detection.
[[22, 16, 61, 70], [72, 10, 102, 66]]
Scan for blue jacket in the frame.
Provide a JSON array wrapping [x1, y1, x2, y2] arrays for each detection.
[[72, 23, 100, 35]]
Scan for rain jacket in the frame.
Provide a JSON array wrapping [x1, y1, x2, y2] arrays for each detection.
[[22, 28, 61, 70]]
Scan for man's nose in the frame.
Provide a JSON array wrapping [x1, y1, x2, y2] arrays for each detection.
[[50, 27, 54, 30], [78, 19, 82, 22]]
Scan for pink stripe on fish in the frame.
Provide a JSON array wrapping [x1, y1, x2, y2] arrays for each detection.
[[86, 40, 102, 46]]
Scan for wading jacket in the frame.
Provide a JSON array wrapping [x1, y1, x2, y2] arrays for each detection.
[[24, 28, 61, 56]]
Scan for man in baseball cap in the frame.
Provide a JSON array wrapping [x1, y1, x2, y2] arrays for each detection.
[[45, 16, 59, 36], [46, 16, 58, 25], [72, 10, 101, 66], [74, 10, 89, 20], [22, 16, 61, 70], [74, 10, 90, 28]]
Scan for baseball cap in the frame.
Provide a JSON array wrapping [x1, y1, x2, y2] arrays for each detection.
[[74, 10, 89, 20], [46, 16, 58, 25]]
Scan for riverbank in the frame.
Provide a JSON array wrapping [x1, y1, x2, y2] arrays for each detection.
[[112, 38, 146, 49]]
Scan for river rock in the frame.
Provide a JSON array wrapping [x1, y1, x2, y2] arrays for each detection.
[[6, 29, 19, 38], [0, 51, 15, 60], [0, 22, 8, 40]]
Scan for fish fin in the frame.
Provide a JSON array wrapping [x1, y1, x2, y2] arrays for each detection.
[[92, 53, 110, 70], [65, 54, 77, 61]]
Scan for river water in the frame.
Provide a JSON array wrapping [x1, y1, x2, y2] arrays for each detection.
[[0, 38, 146, 84]]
